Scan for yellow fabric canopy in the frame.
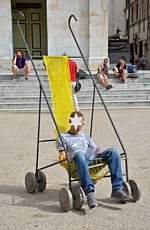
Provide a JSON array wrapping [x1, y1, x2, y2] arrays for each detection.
[[43, 56, 75, 134]]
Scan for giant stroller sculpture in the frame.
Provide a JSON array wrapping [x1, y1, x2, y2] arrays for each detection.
[[17, 12, 141, 212]]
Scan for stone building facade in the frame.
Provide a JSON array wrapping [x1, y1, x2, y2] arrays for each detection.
[[0, 0, 109, 70], [125, 0, 150, 66], [108, 0, 126, 39]]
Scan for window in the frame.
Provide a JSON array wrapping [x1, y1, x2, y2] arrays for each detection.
[[131, 6, 134, 23], [16, 3, 42, 9], [143, 20, 145, 32], [141, 0, 144, 18], [136, 3, 139, 21]]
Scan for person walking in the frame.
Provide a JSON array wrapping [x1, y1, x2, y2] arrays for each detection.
[[63, 53, 79, 111]]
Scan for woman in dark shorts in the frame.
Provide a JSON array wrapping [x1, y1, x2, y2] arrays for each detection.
[[113, 56, 127, 83]]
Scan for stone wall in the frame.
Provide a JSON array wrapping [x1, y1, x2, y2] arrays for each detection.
[[88, 0, 108, 70], [0, 0, 13, 68], [108, 0, 126, 37], [47, 0, 108, 70]]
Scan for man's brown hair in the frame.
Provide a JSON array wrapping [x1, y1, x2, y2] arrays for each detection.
[[70, 111, 84, 118]]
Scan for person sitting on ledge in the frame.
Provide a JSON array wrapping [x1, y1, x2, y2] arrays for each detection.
[[96, 58, 113, 90], [113, 56, 127, 83], [12, 49, 30, 80]]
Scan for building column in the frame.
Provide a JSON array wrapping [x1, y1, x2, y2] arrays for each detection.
[[0, 0, 13, 68], [88, 0, 108, 70]]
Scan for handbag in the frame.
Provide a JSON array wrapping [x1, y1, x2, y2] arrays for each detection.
[[75, 79, 81, 93]]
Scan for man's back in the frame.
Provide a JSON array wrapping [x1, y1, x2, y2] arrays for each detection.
[[141, 56, 146, 65], [69, 59, 78, 82]]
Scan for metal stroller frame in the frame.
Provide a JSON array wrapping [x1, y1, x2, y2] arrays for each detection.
[[17, 12, 141, 211]]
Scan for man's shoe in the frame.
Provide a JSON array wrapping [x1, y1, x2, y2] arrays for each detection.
[[87, 192, 98, 209], [106, 84, 113, 90], [111, 188, 133, 202]]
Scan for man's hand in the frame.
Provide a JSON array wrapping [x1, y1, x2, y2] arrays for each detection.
[[96, 148, 105, 155], [60, 151, 66, 159]]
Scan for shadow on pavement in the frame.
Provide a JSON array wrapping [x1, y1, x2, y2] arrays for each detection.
[[0, 184, 63, 213]]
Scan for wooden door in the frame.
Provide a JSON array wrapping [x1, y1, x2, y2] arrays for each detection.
[[12, 9, 47, 58]]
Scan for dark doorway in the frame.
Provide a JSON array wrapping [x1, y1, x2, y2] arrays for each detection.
[[130, 43, 134, 64], [139, 41, 143, 57], [11, 0, 47, 59]]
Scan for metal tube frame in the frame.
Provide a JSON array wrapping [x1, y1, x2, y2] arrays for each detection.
[[68, 15, 129, 181], [17, 12, 72, 190], [17, 11, 129, 185]]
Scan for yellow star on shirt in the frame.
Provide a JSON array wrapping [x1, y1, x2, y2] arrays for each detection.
[[70, 113, 83, 130]]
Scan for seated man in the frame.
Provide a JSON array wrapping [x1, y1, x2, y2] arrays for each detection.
[[96, 58, 113, 90], [58, 111, 133, 209], [12, 49, 30, 80]]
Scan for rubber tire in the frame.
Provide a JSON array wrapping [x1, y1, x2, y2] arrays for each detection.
[[72, 186, 84, 210], [36, 171, 46, 192], [129, 179, 141, 202], [25, 172, 37, 193], [59, 187, 73, 212], [122, 181, 132, 196]]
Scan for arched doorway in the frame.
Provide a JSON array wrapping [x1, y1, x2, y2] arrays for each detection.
[[11, 0, 47, 59]]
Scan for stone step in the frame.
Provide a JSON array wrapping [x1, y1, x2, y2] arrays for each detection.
[[0, 93, 149, 103], [80, 100, 150, 108], [0, 96, 51, 103], [0, 68, 150, 110], [0, 74, 48, 81], [0, 99, 149, 110], [78, 83, 150, 90], [0, 71, 150, 85], [0, 84, 50, 91], [0, 88, 149, 98], [0, 90, 50, 97], [78, 94, 150, 101], [78, 88, 150, 95], [0, 75, 150, 89]]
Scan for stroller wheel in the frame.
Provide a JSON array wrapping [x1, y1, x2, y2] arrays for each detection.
[[129, 179, 141, 202], [59, 187, 73, 212], [36, 171, 46, 192], [25, 172, 37, 193], [122, 181, 132, 196], [72, 186, 84, 210]]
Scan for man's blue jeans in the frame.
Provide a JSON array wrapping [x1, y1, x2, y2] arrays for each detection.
[[73, 148, 123, 196]]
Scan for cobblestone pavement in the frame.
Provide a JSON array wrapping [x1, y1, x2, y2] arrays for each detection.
[[0, 109, 150, 230]]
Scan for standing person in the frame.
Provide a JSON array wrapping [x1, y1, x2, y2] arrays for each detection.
[[96, 58, 113, 90], [63, 53, 79, 111], [12, 49, 30, 80], [140, 55, 147, 70], [113, 56, 127, 83], [58, 111, 133, 209]]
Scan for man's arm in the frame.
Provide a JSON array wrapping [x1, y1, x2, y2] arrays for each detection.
[[87, 135, 105, 155], [98, 64, 106, 77], [12, 54, 17, 65], [58, 134, 67, 159]]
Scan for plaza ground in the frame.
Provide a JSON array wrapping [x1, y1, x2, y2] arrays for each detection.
[[0, 109, 150, 230]]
